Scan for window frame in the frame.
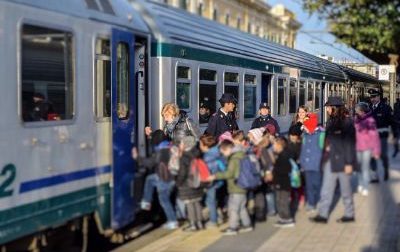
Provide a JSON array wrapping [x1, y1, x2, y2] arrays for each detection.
[[175, 64, 192, 111], [315, 81, 321, 110], [19, 21, 76, 127], [277, 77, 287, 116], [198, 67, 218, 124], [94, 36, 111, 122], [243, 73, 258, 120], [306, 80, 315, 111]]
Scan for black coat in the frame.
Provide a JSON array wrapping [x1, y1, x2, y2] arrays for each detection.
[[251, 115, 280, 134], [272, 149, 292, 191], [324, 116, 356, 173], [370, 102, 394, 138], [176, 148, 204, 201], [206, 109, 239, 138]]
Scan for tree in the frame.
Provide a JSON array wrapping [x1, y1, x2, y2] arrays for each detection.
[[302, 0, 400, 65]]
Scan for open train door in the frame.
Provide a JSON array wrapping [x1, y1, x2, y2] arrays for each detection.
[[111, 28, 136, 229]]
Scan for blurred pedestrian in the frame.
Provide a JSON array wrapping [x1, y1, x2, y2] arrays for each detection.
[[392, 98, 400, 157]]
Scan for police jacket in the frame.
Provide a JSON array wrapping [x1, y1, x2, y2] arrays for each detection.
[[251, 115, 280, 134], [370, 102, 393, 138], [206, 108, 239, 138], [324, 116, 356, 173]]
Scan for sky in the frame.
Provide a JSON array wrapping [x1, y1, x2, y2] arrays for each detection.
[[266, 0, 375, 64]]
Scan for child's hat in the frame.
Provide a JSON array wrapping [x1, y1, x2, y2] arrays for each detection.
[[303, 113, 318, 134], [218, 131, 233, 143]]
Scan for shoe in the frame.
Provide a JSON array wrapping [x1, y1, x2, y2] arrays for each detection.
[[183, 224, 198, 232], [196, 221, 204, 230], [357, 185, 363, 193], [162, 221, 178, 230], [306, 207, 317, 214], [274, 220, 295, 228], [336, 216, 355, 223], [309, 215, 328, 224], [221, 228, 238, 236], [384, 173, 389, 181], [140, 201, 151, 211], [238, 226, 253, 233], [370, 179, 379, 184], [361, 189, 369, 196], [205, 221, 218, 228]]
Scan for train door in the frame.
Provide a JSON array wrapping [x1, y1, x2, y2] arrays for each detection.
[[261, 73, 272, 104], [111, 28, 136, 229]]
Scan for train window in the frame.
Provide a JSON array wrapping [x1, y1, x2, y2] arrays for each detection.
[[21, 24, 73, 122], [244, 74, 257, 119], [224, 72, 239, 114], [176, 66, 191, 110], [117, 43, 129, 119], [307, 81, 314, 110], [289, 79, 297, 113], [315, 82, 321, 110], [199, 68, 217, 124], [277, 78, 287, 115], [95, 39, 111, 118], [299, 80, 306, 106]]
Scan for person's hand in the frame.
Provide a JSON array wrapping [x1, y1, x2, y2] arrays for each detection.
[[145, 126, 152, 137], [344, 165, 353, 174], [207, 175, 216, 181], [131, 147, 138, 160]]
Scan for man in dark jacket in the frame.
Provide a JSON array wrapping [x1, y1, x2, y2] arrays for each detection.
[[369, 89, 393, 181], [393, 98, 400, 157], [310, 96, 356, 224], [251, 103, 280, 134], [206, 93, 239, 138]]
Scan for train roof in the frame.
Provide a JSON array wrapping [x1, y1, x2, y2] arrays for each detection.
[[135, 0, 346, 81], [135, 0, 380, 84], [3, 0, 149, 34]]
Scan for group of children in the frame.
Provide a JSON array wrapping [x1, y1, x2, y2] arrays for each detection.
[[132, 111, 326, 235]]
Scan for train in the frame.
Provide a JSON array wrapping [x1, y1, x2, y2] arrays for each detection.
[[0, 0, 385, 250]]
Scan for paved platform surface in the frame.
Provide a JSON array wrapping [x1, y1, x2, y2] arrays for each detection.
[[114, 155, 400, 252]]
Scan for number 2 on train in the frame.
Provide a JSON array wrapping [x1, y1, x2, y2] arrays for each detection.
[[0, 164, 16, 198]]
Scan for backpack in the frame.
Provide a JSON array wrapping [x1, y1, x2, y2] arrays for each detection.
[[236, 154, 262, 190], [188, 158, 210, 188], [155, 148, 173, 182], [289, 158, 301, 188]]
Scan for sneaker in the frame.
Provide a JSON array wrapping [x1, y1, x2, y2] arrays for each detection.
[[357, 185, 363, 193], [309, 215, 328, 224], [221, 228, 238, 236], [361, 189, 369, 196], [238, 226, 253, 233], [183, 225, 198, 232], [162, 221, 178, 230], [140, 201, 151, 211], [274, 220, 295, 228], [336, 216, 355, 223]]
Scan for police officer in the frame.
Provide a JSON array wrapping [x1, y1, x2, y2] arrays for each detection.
[[251, 102, 280, 134], [369, 89, 393, 181], [206, 93, 239, 138]]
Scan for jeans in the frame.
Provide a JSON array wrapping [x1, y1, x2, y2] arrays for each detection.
[[304, 171, 322, 208], [357, 150, 371, 190], [318, 161, 354, 218], [276, 190, 291, 220], [266, 191, 276, 214], [228, 194, 251, 229], [142, 174, 177, 222], [371, 136, 389, 179], [205, 183, 222, 223]]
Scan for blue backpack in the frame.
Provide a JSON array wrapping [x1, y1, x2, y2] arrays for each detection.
[[236, 154, 262, 190], [289, 158, 301, 188]]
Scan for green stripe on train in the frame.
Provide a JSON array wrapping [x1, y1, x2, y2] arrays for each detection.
[[151, 42, 345, 82], [0, 183, 111, 245]]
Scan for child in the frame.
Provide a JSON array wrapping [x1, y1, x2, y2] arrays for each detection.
[[176, 135, 205, 231], [272, 137, 295, 227], [132, 130, 178, 230], [209, 131, 253, 235], [300, 113, 325, 212], [288, 124, 305, 210], [199, 134, 226, 227]]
